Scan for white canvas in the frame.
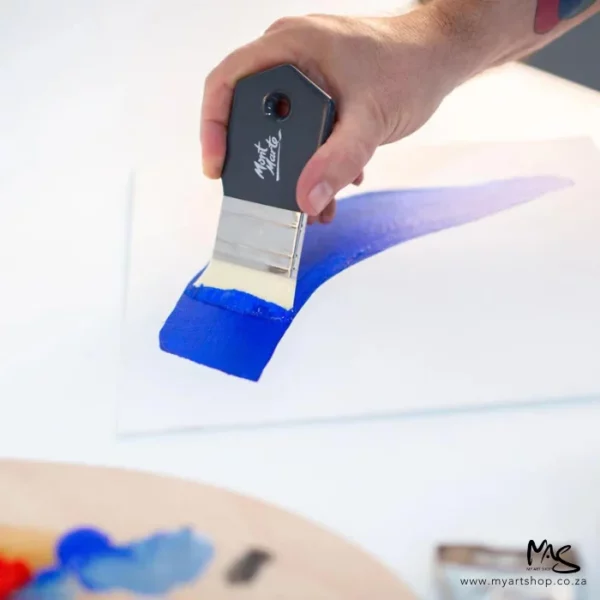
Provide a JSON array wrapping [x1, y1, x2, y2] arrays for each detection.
[[118, 137, 600, 435]]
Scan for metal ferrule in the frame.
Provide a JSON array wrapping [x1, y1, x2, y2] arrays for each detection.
[[213, 195, 307, 279]]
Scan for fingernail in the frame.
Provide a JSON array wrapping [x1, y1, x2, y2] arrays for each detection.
[[307, 181, 333, 214]]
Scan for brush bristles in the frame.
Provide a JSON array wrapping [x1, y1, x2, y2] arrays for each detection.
[[194, 259, 296, 310]]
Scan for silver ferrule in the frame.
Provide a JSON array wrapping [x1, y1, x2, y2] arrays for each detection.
[[213, 195, 307, 279]]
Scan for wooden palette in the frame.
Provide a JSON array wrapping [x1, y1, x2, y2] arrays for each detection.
[[0, 460, 415, 599]]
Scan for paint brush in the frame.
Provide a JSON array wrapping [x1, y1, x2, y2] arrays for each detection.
[[194, 64, 335, 310]]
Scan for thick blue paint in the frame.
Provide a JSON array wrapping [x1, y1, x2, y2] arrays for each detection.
[[160, 176, 572, 381], [57, 527, 121, 568], [19, 527, 214, 597]]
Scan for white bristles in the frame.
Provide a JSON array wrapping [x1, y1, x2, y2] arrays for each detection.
[[194, 259, 296, 310]]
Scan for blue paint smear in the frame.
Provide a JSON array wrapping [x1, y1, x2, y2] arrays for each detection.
[[75, 529, 214, 594], [160, 176, 572, 381], [13, 569, 76, 600], [17, 527, 214, 597]]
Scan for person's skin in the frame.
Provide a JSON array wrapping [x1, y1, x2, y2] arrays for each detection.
[[201, 0, 600, 224]]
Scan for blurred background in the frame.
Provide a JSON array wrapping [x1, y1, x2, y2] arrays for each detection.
[[524, 15, 600, 91], [417, 0, 600, 91]]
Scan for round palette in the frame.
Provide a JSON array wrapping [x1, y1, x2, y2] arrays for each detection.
[[0, 460, 415, 599]]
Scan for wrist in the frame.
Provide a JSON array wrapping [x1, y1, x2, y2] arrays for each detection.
[[392, 1, 502, 87]]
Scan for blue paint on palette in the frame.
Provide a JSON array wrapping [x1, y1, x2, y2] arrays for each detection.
[[15, 527, 214, 598], [160, 177, 572, 381], [73, 528, 214, 594], [14, 570, 76, 600]]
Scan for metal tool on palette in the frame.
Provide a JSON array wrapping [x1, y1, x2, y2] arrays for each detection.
[[194, 64, 336, 309]]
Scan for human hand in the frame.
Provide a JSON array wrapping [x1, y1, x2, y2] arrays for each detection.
[[201, 6, 472, 223]]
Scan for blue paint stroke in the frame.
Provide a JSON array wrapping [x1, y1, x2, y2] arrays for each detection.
[[16, 527, 214, 597], [160, 176, 572, 381]]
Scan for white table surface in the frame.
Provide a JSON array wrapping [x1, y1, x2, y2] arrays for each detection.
[[1, 2, 600, 599]]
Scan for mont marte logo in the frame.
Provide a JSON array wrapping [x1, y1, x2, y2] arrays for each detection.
[[526, 540, 581, 574], [253, 129, 282, 182]]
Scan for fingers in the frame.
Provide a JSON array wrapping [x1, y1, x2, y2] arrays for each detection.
[[319, 199, 336, 223], [201, 119, 227, 179], [296, 107, 378, 215], [353, 170, 365, 186], [306, 199, 336, 225], [201, 36, 299, 178]]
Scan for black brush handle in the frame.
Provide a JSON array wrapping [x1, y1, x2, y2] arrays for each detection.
[[221, 64, 335, 213]]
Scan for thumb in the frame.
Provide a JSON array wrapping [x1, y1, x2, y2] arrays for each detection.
[[296, 108, 379, 215]]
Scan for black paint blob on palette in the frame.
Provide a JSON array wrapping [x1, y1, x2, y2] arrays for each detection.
[[226, 548, 274, 584]]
